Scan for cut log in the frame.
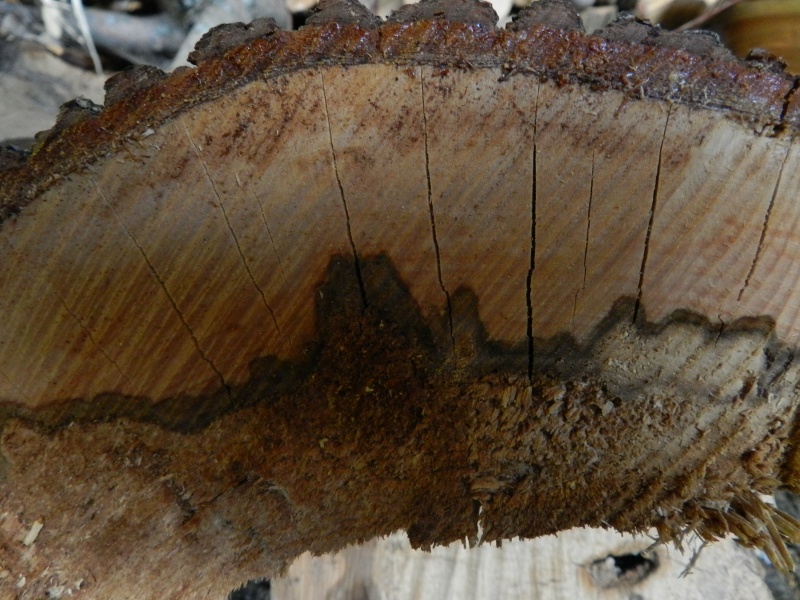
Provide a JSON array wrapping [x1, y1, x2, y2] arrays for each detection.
[[1, 0, 800, 597], [271, 530, 775, 600]]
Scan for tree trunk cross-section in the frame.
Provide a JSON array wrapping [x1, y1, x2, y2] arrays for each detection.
[[1, 0, 800, 597]]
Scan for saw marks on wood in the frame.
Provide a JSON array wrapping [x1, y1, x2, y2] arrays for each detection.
[[0, 173, 220, 404], [176, 68, 356, 358], [420, 67, 534, 352], [1, 257, 799, 598], [531, 84, 669, 340], [737, 142, 800, 343], [320, 65, 445, 327], [0, 230, 129, 405], [0, 70, 359, 406], [1, 66, 799, 409], [590, 316, 799, 524], [639, 104, 792, 330]]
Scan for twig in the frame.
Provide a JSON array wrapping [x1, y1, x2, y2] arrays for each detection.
[[674, 0, 744, 32], [70, 0, 102, 75]]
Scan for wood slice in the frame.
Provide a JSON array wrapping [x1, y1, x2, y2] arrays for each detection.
[[1, 0, 799, 597]]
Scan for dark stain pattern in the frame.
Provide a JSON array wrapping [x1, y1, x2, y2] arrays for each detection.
[[2, 255, 800, 595]]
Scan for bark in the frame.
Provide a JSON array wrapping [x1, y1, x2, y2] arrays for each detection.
[[0, 0, 799, 597]]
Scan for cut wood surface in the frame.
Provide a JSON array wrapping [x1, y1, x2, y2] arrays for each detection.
[[1, 0, 800, 597], [272, 529, 773, 600]]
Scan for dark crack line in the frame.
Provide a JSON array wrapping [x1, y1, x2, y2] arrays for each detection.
[[320, 73, 368, 310], [526, 82, 541, 381], [0, 367, 16, 389], [583, 153, 594, 292], [43, 282, 132, 387], [737, 144, 792, 302], [248, 186, 286, 281], [633, 107, 671, 324], [768, 350, 796, 390], [574, 152, 594, 334], [713, 315, 725, 347], [3, 230, 132, 388], [420, 69, 454, 350], [91, 177, 231, 397], [183, 122, 283, 338], [528, 146, 536, 380], [247, 185, 295, 351], [708, 326, 769, 383]]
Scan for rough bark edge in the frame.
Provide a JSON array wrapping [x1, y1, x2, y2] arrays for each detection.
[[1, 0, 799, 222]]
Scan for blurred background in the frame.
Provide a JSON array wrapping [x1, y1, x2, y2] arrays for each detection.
[[1, 0, 799, 598]]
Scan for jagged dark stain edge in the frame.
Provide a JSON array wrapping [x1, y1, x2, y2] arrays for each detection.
[[0, 0, 799, 223], [0, 254, 793, 439]]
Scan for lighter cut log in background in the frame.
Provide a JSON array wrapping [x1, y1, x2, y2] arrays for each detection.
[[272, 529, 773, 600]]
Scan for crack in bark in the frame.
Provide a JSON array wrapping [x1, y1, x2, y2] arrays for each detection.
[[634, 106, 671, 323], [320, 73, 368, 309], [183, 122, 283, 339], [420, 69, 454, 350], [737, 144, 792, 302], [91, 177, 231, 397], [2, 231, 133, 389]]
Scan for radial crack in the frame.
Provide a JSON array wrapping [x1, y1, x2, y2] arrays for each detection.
[[320, 73, 368, 309], [420, 70, 454, 350], [248, 186, 286, 280], [2, 231, 132, 388], [92, 177, 231, 396], [574, 152, 594, 334], [634, 107, 671, 323], [526, 82, 541, 380], [247, 185, 295, 351], [528, 147, 536, 379], [183, 122, 283, 337], [43, 283, 132, 387], [714, 316, 725, 347], [737, 144, 792, 301], [583, 153, 594, 292]]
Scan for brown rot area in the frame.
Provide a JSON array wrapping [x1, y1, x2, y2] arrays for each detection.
[[2, 254, 800, 596]]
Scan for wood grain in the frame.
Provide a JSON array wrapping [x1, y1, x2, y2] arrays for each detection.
[[273, 530, 773, 600], [1, 1, 800, 596]]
